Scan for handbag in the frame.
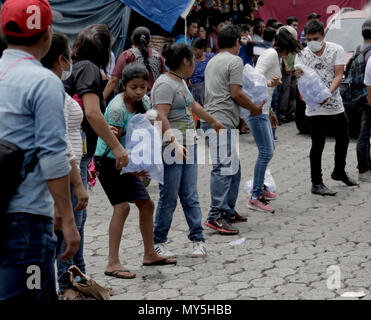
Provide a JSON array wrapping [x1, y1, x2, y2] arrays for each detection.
[[0, 140, 39, 214]]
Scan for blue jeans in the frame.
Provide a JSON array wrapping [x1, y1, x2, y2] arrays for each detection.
[[201, 122, 241, 222], [57, 156, 90, 294], [154, 144, 205, 244], [0, 213, 57, 301], [247, 114, 275, 199]]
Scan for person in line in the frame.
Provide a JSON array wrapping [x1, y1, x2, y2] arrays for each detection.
[[247, 28, 302, 214], [206, 15, 228, 54], [0, 0, 80, 300], [198, 24, 207, 40], [295, 20, 358, 196], [238, 23, 255, 66], [252, 18, 265, 42], [41, 32, 90, 300], [300, 13, 321, 46], [103, 27, 166, 100], [277, 26, 299, 124], [152, 43, 225, 257], [175, 17, 198, 46], [356, 20, 371, 183], [95, 64, 176, 279], [190, 38, 215, 128], [202, 24, 264, 235], [287, 16, 299, 33]]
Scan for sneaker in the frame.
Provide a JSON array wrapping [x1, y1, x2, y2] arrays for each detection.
[[249, 188, 277, 200], [154, 243, 176, 258], [204, 218, 239, 235], [359, 171, 371, 183], [311, 183, 337, 196], [247, 196, 275, 214], [222, 211, 247, 223], [191, 241, 207, 258]]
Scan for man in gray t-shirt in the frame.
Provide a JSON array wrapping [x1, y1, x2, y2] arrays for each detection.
[[201, 24, 263, 236], [203, 52, 244, 128]]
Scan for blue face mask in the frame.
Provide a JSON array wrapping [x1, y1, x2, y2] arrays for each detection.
[[61, 58, 72, 81]]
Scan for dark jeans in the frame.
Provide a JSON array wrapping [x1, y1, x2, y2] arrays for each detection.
[[57, 157, 90, 294], [308, 112, 350, 185], [278, 72, 297, 117], [356, 106, 371, 173], [0, 213, 57, 301]]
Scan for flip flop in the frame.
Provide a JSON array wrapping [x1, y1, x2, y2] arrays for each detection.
[[142, 258, 177, 266], [104, 269, 136, 279]]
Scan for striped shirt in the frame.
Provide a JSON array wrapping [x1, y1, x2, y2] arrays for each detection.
[[64, 93, 84, 167]]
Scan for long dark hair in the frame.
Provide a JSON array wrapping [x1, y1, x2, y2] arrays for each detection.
[[162, 43, 193, 71], [72, 24, 111, 69], [122, 63, 149, 114], [41, 32, 70, 69], [274, 28, 302, 54], [131, 27, 151, 69]]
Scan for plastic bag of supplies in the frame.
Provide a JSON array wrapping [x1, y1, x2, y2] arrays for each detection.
[[244, 169, 276, 194], [121, 110, 164, 184], [240, 64, 270, 121], [295, 63, 332, 110]]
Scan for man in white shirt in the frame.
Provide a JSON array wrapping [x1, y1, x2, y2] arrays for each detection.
[[295, 20, 358, 196]]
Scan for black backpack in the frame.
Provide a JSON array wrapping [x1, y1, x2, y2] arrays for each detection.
[[0, 140, 39, 214], [340, 45, 371, 107]]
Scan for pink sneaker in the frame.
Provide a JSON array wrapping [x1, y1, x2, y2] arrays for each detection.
[[247, 196, 275, 214], [249, 189, 277, 200]]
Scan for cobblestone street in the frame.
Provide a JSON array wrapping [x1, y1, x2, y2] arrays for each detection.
[[83, 122, 371, 300]]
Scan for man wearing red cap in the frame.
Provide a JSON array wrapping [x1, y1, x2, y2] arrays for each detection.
[[0, 0, 80, 300]]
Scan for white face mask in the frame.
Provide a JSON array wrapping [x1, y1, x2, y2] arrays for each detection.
[[307, 40, 324, 52], [61, 58, 72, 81]]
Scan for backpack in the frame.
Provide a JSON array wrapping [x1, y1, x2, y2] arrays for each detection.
[[340, 45, 371, 106]]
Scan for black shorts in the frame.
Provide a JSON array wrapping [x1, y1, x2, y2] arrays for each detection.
[[94, 156, 150, 206]]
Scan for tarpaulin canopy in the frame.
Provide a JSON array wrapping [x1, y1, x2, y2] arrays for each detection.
[[120, 0, 193, 33], [49, 0, 131, 58], [256, 0, 367, 36]]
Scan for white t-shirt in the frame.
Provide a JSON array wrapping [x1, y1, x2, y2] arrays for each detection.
[[364, 57, 371, 87], [295, 42, 346, 117], [255, 48, 282, 114]]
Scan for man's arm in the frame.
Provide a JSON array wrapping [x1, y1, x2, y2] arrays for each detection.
[[329, 65, 345, 93], [367, 86, 371, 106], [103, 75, 120, 101], [230, 84, 264, 116]]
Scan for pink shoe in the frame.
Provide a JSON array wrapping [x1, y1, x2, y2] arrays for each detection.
[[249, 189, 277, 200], [247, 196, 275, 214]]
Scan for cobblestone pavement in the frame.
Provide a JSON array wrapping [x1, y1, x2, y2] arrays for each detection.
[[83, 122, 371, 300]]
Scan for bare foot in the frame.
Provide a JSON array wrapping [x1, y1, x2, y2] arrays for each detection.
[[143, 252, 177, 265], [62, 289, 81, 300], [105, 263, 136, 279]]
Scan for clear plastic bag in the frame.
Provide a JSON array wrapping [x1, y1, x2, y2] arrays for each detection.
[[244, 169, 276, 193], [295, 63, 332, 110], [121, 111, 164, 184], [240, 64, 270, 120]]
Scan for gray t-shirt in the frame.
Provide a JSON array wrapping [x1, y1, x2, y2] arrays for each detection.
[[152, 74, 196, 145], [360, 42, 371, 64], [203, 52, 244, 128]]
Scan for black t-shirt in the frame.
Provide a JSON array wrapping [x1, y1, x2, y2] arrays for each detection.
[[64, 60, 106, 157]]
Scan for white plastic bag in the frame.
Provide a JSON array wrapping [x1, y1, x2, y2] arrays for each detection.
[[295, 63, 332, 110], [244, 169, 276, 193], [240, 64, 270, 120], [121, 111, 164, 184]]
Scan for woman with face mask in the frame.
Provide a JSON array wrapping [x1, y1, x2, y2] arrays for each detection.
[[41, 32, 90, 300]]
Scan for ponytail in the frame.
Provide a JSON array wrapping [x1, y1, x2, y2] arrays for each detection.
[[131, 27, 151, 69]]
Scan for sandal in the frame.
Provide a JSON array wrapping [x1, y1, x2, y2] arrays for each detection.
[[104, 269, 136, 279]]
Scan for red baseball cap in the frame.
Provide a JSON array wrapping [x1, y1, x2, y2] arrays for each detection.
[[1, 0, 62, 38]]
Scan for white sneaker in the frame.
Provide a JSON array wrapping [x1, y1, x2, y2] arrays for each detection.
[[359, 171, 371, 182], [154, 243, 176, 258], [191, 241, 207, 258]]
